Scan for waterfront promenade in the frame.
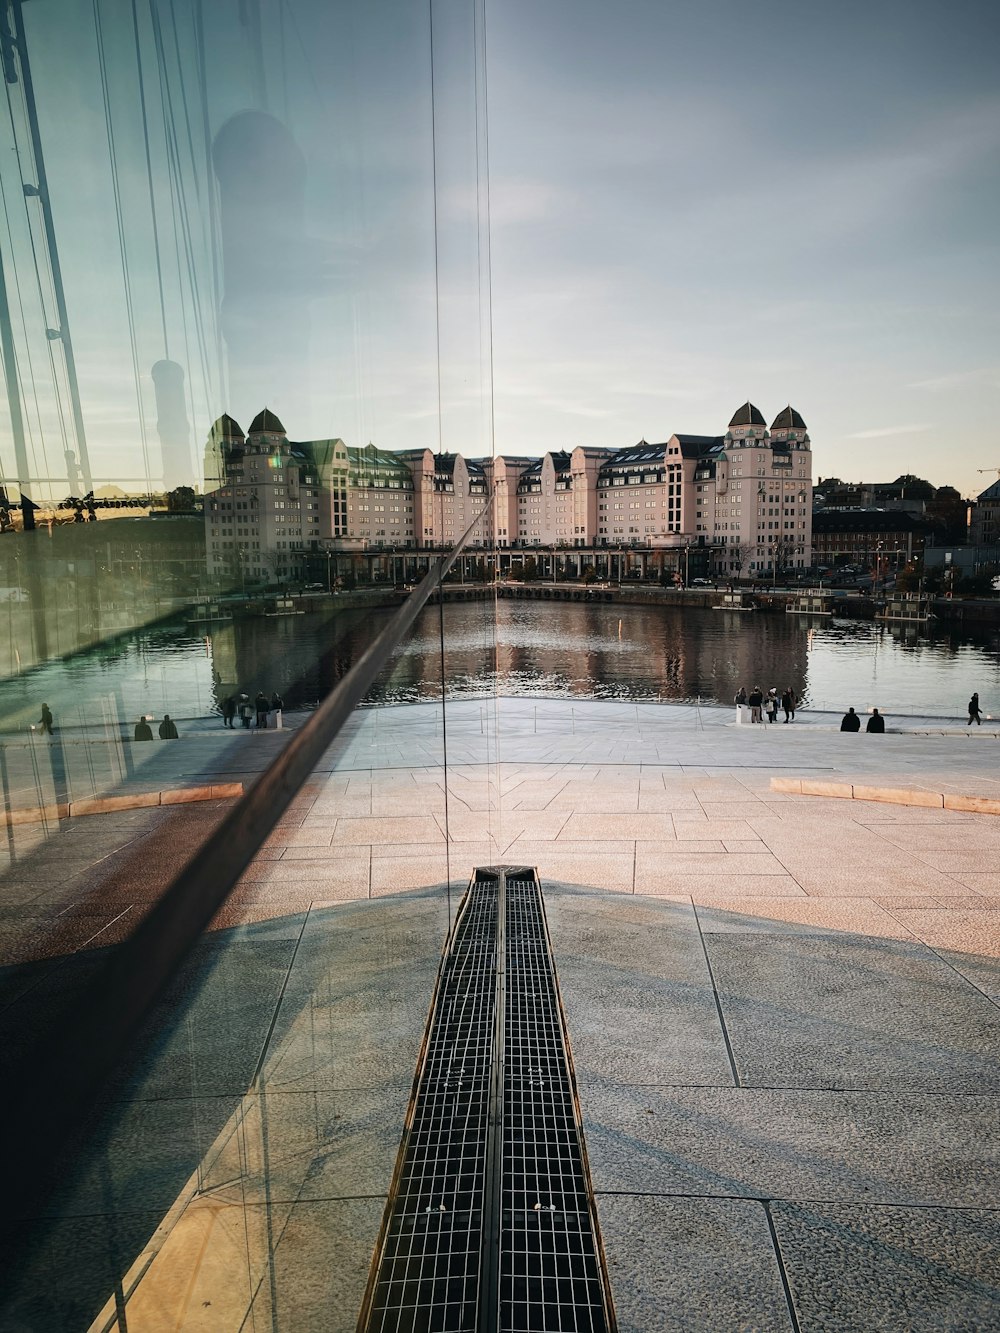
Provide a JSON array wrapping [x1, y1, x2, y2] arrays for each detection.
[[3, 698, 999, 1329]]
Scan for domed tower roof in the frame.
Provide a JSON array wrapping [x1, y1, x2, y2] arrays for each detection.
[[210, 413, 245, 440], [248, 407, 286, 435], [771, 406, 806, 431], [729, 402, 766, 428]]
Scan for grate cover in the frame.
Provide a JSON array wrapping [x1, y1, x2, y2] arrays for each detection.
[[359, 869, 616, 1333]]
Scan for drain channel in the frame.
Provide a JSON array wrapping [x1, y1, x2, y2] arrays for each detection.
[[359, 869, 616, 1332]]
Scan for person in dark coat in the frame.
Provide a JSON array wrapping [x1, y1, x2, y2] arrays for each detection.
[[134, 717, 153, 741], [238, 694, 253, 727], [840, 707, 861, 732], [158, 714, 179, 739], [968, 693, 982, 726], [734, 686, 747, 705], [781, 687, 797, 723], [270, 691, 284, 713], [37, 703, 54, 735], [866, 708, 885, 733], [221, 696, 237, 728], [255, 691, 269, 728], [748, 685, 764, 724]]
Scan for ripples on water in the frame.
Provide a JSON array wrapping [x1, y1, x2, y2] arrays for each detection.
[[1, 600, 998, 728]]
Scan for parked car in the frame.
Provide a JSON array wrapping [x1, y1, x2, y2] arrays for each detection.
[[302, 583, 325, 593]]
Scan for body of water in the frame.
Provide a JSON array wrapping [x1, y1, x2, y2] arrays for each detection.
[[2, 600, 999, 731]]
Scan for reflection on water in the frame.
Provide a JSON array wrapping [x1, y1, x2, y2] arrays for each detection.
[[0, 599, 998, 729]]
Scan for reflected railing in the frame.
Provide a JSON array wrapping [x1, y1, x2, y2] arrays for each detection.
[[3, 509, 498, 1317]]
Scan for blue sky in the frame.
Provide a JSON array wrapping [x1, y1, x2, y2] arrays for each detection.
[[485, 0, 1000, 495], [1, 0, 997, 498]]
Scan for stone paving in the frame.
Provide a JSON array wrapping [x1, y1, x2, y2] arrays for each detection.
[[2, 698, 1000, 1329]]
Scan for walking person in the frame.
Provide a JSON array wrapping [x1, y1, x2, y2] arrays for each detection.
[[840, 707, 861, 732], [158, 714, 179, 739], [968, 693, 982, 726], [221, 696, 236, 729], [748, 685, 763, 724], [37, 703, 54, 735], [765, 688, 778, 724], [781, 687, 797, 723], [134, 716, 153, 741], [866, 708, 885, 733], [255, 691, 270, 728]]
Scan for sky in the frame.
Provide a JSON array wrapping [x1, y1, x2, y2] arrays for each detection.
[[485, 0, 1000, 496], [0, 0, 997, 499]]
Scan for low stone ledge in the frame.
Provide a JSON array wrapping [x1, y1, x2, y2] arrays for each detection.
[[799, 779, 854, 799], [770, 778, 997, 814], [69, 792, 162, 816], [852, 784, 943, 808], [3, 803, 69, 827], [943, 793, 1000, 816], [161, 785, 217, 805], [4, 782, 244, 825]]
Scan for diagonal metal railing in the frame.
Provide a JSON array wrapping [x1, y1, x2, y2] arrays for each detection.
[[6, 501, 493, 1232]]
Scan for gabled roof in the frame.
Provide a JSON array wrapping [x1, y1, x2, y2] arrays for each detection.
[[674, 434, 725, 459], [977, 479, 1000, 503], [771, 406, 806, 431], [209, 413, 245, 440], [248, 407, 285, 435], [729, 402, 766, 428], [604, 441, 668, 467]]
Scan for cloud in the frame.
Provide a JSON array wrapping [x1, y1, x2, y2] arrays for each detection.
[[908, 368, 1000, 392], [846, 424, 934, 440]]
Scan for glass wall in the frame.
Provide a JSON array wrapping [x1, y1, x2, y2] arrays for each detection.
[[1, 0, 500, 1326]]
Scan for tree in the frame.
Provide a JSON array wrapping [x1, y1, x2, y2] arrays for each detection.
[[166, 486, 197, 512]]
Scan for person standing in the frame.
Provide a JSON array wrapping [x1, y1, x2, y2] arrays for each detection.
[[781, 687, 797, 723], [37, 703, 54, 735], [158, 714, 179, 739], [221, 696, 237, 729], [748, 685, 763, 724], [734, 686, 747, 706], [866, 708, 885, 733], [255, 691, 270, 728], [765, 688, 778, 724], [968, 693, 982, 726], [840, 707, 861, 732], [238, 694, 253, 728], [134, 716, 153, 741]]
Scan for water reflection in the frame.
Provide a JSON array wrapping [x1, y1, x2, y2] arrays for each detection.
[[3, 599, 996, 730]]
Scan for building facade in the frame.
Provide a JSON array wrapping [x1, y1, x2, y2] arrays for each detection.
[[204, 402, 813, 579]]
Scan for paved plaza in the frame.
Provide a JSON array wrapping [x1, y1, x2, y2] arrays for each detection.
[[2, 698, 999, 1329]]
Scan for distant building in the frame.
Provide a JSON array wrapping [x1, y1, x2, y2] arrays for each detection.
[[811, 509, 931, 569], [202, 400, 814, 580], [970, 478, 1000, 547]]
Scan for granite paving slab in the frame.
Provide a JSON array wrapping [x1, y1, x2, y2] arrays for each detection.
[[772, 1203, 1000, 1333], [546, 894, 733, 1086], [598, 1196, 794, 1333], [580, 1082, 1000, 1205], [703, 930, 1000, 1091]]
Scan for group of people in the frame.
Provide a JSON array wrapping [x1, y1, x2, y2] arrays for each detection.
[[734, 685, 798, 724], [134, 714, 178, 739], [220, 691, 284, 729], [839, 707, 884, 733]]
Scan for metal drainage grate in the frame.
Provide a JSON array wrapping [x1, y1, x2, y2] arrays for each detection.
[[359, 869, 616, 1333]]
